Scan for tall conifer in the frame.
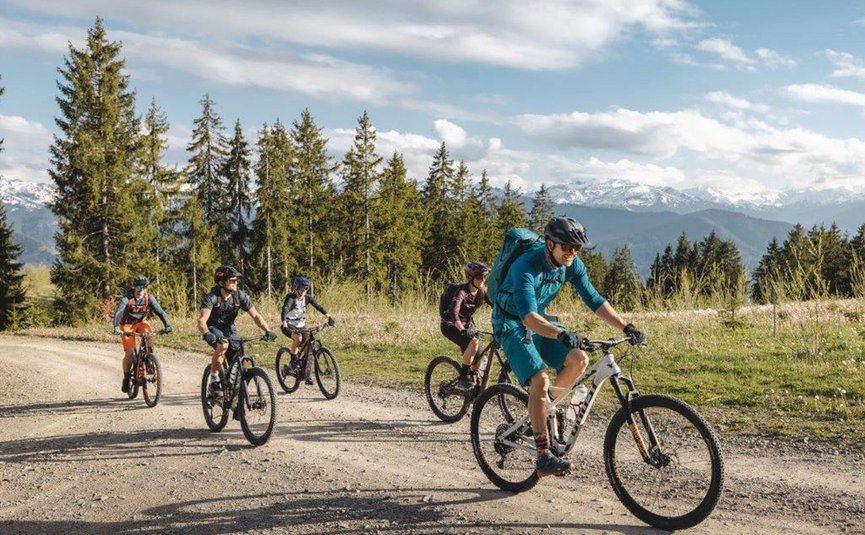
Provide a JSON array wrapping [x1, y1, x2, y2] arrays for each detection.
[[223, 119, 253, 273]]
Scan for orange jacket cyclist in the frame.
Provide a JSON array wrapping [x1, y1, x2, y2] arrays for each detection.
[[198, 266, 276, 398], [112, 275, 173, 393]]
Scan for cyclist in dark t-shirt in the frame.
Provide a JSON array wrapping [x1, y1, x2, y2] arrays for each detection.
[[197, 266, 276, 398], [440, 261, 490, 390]]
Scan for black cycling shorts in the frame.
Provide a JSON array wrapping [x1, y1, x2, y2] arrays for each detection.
[[441, 323, 471, 353], [206, 326, 241, 362]]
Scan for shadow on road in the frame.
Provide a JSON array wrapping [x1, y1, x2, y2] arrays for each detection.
[[0, 487, 663, 534]]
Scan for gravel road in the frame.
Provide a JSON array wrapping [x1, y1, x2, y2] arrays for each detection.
[[0, 336, 863, 534]]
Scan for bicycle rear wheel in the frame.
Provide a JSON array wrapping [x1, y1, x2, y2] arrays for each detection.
[[424, 355, 471, 423], [470, 383, 538, 493], [604, 394, 724, 530], [239, 367, 277, 446], [142, 354, 162, 408], [314, 347, 341, 400], [200, 365, 228, 432], [275, 347, 301, 393]]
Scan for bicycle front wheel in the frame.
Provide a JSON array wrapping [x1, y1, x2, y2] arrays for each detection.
[[239, 367, 277, 446], [200, 365, 228, 432], [127, 355, 140, 400], [275, 347, 301, 394], [424, 355, 470, 423], [470, 383, 538, 493], [604, 394, 724, 531], [142, 354, 162, 408], [314, 347, 341, 400]]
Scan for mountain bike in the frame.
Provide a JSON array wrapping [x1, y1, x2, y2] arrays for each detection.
[[118, 330, 166, 408], [469, 337, 724, 531], [424, 330, 518, 423], [200, 335, 277, 446], [274, 323, 340, 400]]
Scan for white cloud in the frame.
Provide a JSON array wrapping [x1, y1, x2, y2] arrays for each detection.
[[786, 84, 865, 108], [433, 119, 468, 148], [755, 48, 795, 69], [697, 38, 755, 69], [513, 106, 865, 191], [705, 91, 770, 112], [825, 49, 865, 80], [0, 18, 416, 104], [0, 115, 54, 182], [3, 0, 700, 70]]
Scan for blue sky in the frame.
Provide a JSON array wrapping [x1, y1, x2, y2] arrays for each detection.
[[2, 0, 865, 201]]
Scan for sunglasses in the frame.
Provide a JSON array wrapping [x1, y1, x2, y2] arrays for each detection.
[[227, 278, 239, 283], [558, 243, 581, 254]]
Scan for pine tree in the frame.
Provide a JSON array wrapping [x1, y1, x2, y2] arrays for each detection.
[[821, 222, 850, 296], [603, 245, 641, 311], [376, 152, 426, 303], [291, 109, 334, 276], [474, 170, 501, 261], [339, 111, 382, 299], [422, 142, 456, 280], [751, 237, 781, 303], [176, 192, 218, 307], [223, 119, 253, 273], [580, 249, 608, 296], [139, 97, 182, 292], [497, 180, 527, 232], [449, 160, 474, 266], [186, 94, 229, 238], [49, 18, 151, 321], [0, 77, 28, 330], [529, 184, 554, 234]]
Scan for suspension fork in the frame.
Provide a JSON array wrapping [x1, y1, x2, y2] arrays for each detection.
[[610, 375, 662, 465]]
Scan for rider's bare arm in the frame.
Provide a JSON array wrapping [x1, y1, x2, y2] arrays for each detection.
[[247, 306, 271, 333], [593, 302, 629, 331], [197, 308, 211, 335], [522, 312, 565, 339]]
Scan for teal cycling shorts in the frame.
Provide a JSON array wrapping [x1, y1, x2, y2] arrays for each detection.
[[498, 324, 571, 386]]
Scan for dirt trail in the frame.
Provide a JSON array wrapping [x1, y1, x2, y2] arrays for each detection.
[[0, 336, 862, 534]]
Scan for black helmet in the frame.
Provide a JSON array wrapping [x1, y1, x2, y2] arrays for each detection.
[[133, 275, 148, 288], [292, 276, 311, 291], [214, 265, 242, 285], [544, 216, 594, 249]]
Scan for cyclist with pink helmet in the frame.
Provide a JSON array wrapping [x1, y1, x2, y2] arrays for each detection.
[[440, 261, 490, 390]]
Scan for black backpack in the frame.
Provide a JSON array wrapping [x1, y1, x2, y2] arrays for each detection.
[[439, 283, 465, 318]]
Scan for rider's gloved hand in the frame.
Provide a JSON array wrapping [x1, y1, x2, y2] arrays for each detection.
[[163, 325, 174, 335], [327, 316, 336, 327], [557, 329, 583, 349], [623, 323, 646, 345], [112, 326, 121, 336], [463, 327, 478, 339], [203, 332, 219, 345], [264, 330, 278, 342]]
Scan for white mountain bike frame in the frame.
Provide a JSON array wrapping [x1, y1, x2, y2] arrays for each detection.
[[497, 338, 650, 459]]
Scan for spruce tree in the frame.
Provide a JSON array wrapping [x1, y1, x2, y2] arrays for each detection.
[[474, 170, 501, 261], [49, 18, 150, 321], [339, 111, 382, 299], [603, 245, 641, 311], [186, 94, 229, 238], [422, 142, 456, 280], [140, 97, 182, 292], [223, 119, 253, 273], [529, 184, 554, 234], [291, 109, 334, 275], [376, 152, 426, 303], [0, 77, 28, 330], [449, 160, 473, 266], [751, 237, 782, 303], [580, 249, 608, 296], [497, 180, 527, 232], [176, 192, 218, 307]]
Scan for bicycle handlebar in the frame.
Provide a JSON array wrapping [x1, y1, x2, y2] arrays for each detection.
[[581, 337, 639, 352], [224, 335, 273, 343], [285, 322, 333, 335], [115, 330, 170, 337]]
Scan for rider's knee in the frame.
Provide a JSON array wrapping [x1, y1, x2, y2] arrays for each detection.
[[529, 370, 550, 397], [566, 349, 589, 368]]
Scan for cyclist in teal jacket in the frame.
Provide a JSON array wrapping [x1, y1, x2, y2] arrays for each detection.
[[492, 216, 646, 478]]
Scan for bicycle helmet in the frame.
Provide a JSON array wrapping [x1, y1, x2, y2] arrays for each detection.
[[292, 276, 311, 291], [133, 275, 148, 288], [214, 265, 242, 285], [464, 261, 489, 280], [543, 216, 594, 249]]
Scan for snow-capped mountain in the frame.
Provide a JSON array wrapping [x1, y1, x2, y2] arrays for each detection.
[[0, 178, 55, 209], [546, 179, 713, 212]]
